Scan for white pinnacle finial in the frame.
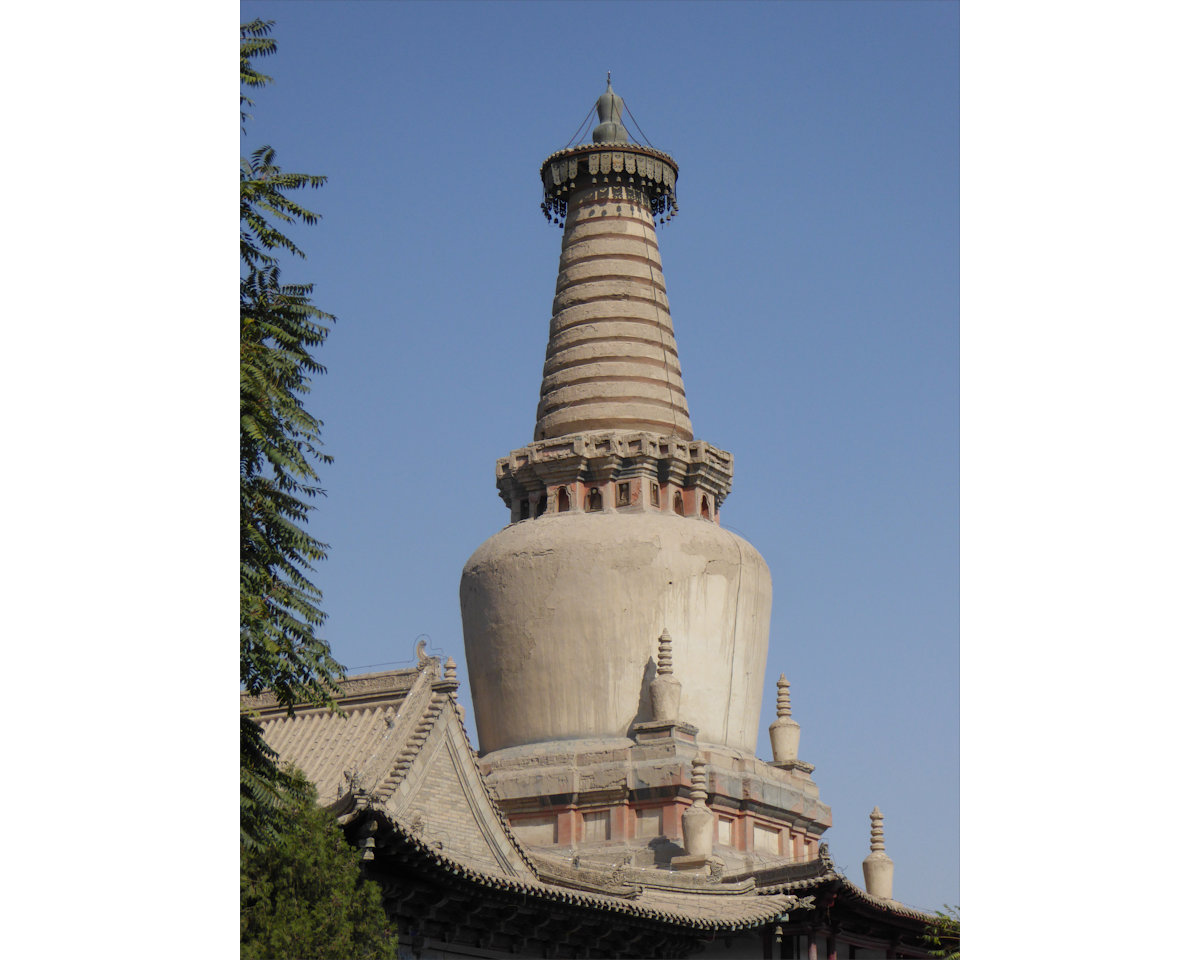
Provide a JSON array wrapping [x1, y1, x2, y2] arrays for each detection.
[[649, 629, 682, 722], [444, 658, 458, 683], [870, 805, 885, 852], [656, 630, 675, 676], [775, 673, 792, 719], [862, 806, 895, 899], [679, 754, 715, 861], [769, 672, 801, 763], [689, 755, 708, 805]]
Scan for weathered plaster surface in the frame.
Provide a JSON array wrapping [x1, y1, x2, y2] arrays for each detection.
[[461, 511, 771, 755]]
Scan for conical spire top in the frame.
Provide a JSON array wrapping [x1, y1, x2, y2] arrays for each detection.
[[862, 805, 895, 899], [869, 805, 886, 852], [656, 630, 675, 676], [775, 673, 792, 719], [768, 672, 801, 763], [592, 74, 630, 143], [688, 755, 709, 806]]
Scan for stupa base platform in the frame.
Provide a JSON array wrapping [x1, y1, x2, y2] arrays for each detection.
[[478, 732, 832, 874], [670, 853, 723, 875]]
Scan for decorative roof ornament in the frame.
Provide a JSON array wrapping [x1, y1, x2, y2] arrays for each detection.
[[768, 673, 801, 764], [680, 755, 714, 861], [539, 80, 680, 228], [656, 629, 675, 676], [433, 656, 460, 697], [649, 629, 682, 722], [862, 806, 895, 900], [592, 73, 630, 144], [869, 806, 886, 853], [688, 755, 709, 807], [776, 673, 793, 717]]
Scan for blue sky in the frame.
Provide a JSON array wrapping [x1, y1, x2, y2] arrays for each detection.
[[10, 2, 1200, 955], [241, 0, 959, 911]]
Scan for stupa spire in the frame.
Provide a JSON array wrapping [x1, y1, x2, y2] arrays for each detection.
[[466, 84, 768, 760], [536, 84, 689, 441], [768, 673, 801, 764], [460, 82, 832, 876], [649, 629, 682, 722], [862, 806, 895, 900]]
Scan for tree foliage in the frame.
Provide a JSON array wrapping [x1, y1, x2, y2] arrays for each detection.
[[922, 905, 960, 959], [241, 774, 398, 960], [241, 17, 345, 850]]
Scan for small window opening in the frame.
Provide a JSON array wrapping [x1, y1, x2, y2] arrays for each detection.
[[557, 488, 570, 513], [673, 491, 684, 516], [617, 482, 630, 506], [519, 499, 530, 520], [700, 495, 710, 520], [587, 487, 603, 512], [650, 482, 660, 507], [536, 494, 547, 517]]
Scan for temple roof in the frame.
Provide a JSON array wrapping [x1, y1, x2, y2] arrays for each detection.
[[361, 814, 804, 933], [242, 661, 811, 937], [246, 660, 536, 879], [752, 856, 937, 925]]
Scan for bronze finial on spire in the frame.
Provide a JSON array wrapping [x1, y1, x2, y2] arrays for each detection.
[[592, 75, 629, 143]]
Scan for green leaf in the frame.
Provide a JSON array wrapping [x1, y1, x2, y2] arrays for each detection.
[[240, 18, 346, 852]]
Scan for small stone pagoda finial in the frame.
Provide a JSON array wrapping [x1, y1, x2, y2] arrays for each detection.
[[656, 630, 675, 676], [680, 755, 714, 858], [768, 673, 801, 763], [775, 673, 792, 718], [688, 756, 708, 805], [432, 656, 460, 696], [862, 806, 895, 900], [649, 629, 683, 722], [870, 805, 885, 852]]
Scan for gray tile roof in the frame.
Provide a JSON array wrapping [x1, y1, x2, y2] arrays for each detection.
[[244, 661, 928, 939]]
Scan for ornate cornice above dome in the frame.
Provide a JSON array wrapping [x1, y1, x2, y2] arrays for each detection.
[[495, 430, 733, 522], [540, 142, 679, 226]]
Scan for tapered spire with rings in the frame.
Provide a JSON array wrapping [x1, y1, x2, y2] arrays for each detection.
[[535, 78, 691, 441]]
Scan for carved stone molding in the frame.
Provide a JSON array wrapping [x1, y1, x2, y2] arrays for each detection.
[[496, 430, 734, 512]]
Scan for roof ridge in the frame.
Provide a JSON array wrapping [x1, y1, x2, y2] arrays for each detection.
[[441, 677, 539, 875], [832, 874, 938, 921], [362, 807, 802, 932], [373, 673, 443, 802]]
